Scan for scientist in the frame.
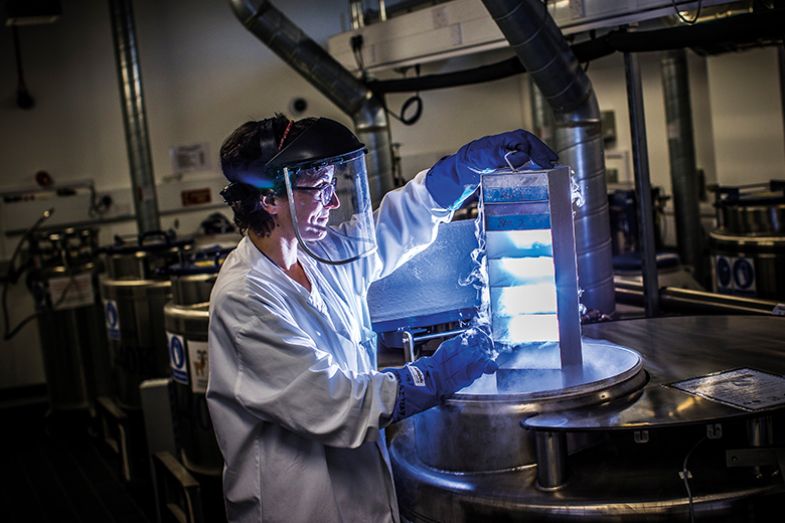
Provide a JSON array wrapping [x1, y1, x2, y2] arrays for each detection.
[[207, 114, 557, 522]]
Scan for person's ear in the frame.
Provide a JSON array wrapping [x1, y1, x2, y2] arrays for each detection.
[[259, 193, 280, 214]]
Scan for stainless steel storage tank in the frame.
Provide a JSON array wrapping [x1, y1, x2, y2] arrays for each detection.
[[28, 227, 110, 413], [390, 316, 785, 522], [161, 246, 232, 523], [99, 232, 192, 410], [163, 247, 231, 476], [709, 181, 785, 299]]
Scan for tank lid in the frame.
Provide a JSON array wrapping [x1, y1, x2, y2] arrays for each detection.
[[714, 180, 785, 207], [102, 230, 193, 255], [165, 245, 234, 275]]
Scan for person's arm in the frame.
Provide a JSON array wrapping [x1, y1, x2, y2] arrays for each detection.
[[382, 329, 497, 422], [372, 170, 452, 281], [424, 129, 558, 210], [372, 130, 557, 282], [219, 293, 399, 449]]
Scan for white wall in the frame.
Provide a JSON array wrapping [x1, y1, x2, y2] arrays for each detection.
[[708, 47, 785, 186], [0, 2, 783, 390]]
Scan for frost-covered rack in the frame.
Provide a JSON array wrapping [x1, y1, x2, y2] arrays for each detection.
[[481, 166, 582, 368]]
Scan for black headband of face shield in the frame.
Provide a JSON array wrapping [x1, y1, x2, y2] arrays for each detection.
[[222, 118, 366, 204], [258, 119, 281, 167], [264, 118, 366, 173]]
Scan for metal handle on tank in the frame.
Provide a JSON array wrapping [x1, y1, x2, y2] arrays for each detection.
[[401, 327, 468, 363]]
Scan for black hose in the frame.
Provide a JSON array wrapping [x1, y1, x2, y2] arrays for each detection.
[[2, 208, 54, 341]]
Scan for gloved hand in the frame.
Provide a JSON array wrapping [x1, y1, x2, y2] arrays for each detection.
[[425, 129, 558, 210], [383, 329, 498, 423]]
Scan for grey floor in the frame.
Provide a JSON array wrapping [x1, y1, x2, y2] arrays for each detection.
[[0, 401, 151, 523]]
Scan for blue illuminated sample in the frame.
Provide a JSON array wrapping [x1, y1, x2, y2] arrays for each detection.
[[485, 230, 553, 258], [488, 257, 555, 286], [491, 283, 557, 316]]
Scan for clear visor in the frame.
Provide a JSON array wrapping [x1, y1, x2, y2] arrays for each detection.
[[283, 151, 377, 265]]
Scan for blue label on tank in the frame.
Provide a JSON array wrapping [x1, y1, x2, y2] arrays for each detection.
[[716, 256, 731, 288], [168, 332, 189, 385], [104, 300, 121, 341], [732, 258, 755, 291]]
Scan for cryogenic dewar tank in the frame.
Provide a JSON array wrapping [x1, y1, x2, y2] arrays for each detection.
[[709, 181, 785, 300], [99, 232, 192, 410], [391, 317, 785, 522], [369, 167, 785, 522], [161, 246, 231, 523], [163, 247, 230, 476], [28, 227, 110, 413]]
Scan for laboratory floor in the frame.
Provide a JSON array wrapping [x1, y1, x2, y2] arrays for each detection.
[[0, 399, 151, 523]]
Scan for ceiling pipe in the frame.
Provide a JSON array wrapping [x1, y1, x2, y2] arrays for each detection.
[[108, 0, 161, 234], [228, 0, 394, 204], [368, 9, 785, 94], [482, 0, 615, 316], [528, 76, 555, 149]]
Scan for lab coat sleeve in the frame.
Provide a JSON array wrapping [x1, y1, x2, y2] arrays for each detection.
[[226, 292, 400, 449], [373, 170, 453, 281]]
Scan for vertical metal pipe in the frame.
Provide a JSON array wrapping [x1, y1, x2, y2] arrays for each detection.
[[352, 102, 394, 208], [661, 49, 706, 285], [778, 44, 785, 158], [108, 0, 161, 235], [747, 416, 775, 479], [624, 52, 659, 316], [535, 431, 568, 490]]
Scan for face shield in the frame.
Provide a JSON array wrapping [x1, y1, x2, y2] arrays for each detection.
[[282, 149, 376, 265], [221, 117, 377, 265], [283, 150, 376, 265]]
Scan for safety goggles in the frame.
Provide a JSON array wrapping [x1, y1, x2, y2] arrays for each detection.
[[293, 177, 337, 206]]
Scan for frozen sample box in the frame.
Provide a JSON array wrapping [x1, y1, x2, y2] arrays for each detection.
[[481, 166, 582, 368]]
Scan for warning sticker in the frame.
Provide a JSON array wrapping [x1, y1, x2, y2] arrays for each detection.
[[668, 368, 785, 412], [49, 273, 94, 311], [187, 340, 209, 394], [104, 299, 121, 341], [167, 332, 189, 385]]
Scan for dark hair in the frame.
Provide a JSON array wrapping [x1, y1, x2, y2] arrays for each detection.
[[219, 114, 316, 236]]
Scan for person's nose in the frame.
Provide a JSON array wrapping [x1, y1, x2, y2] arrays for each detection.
[[325, 191, 340, 209]]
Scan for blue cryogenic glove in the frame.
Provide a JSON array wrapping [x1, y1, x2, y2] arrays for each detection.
[[383, 329, 498, 423], [425, 129, 558, 210]]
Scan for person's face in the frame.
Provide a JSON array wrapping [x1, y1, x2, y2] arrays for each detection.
[[291, 164, 341, 242]]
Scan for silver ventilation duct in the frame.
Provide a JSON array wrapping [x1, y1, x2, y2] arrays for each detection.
[[108, 0, 160, 234], [528, 76, 555, 148], [228, 0, 394, 204], [661, 49, 706, 285], [482, 0, 615, 315]]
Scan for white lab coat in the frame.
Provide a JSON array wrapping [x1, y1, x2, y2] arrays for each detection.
[[207, 171, 452, 522]]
